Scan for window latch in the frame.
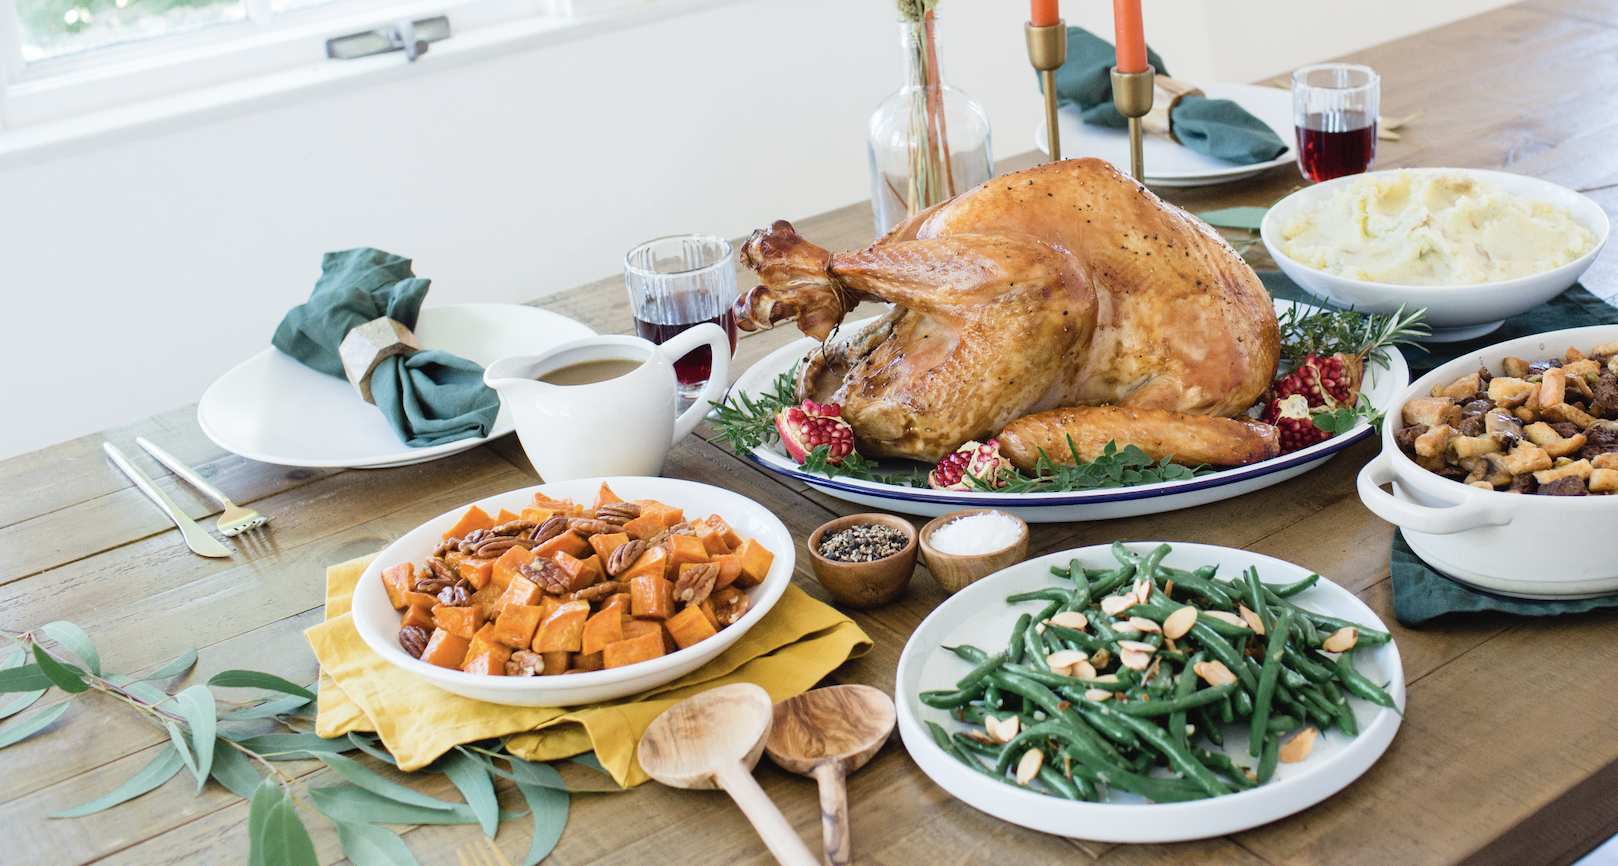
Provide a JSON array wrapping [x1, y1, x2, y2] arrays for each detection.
[[327, 15, 451, 62]]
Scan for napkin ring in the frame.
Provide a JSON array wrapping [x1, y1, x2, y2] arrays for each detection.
[[339, 317, 423, 404], [1144, 76, 1204, 144]]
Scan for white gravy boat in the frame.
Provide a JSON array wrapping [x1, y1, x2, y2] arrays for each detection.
[[483, 324, 731, 482]]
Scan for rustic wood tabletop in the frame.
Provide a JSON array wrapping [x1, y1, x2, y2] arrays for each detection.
[[5, 2, 1618, 864]]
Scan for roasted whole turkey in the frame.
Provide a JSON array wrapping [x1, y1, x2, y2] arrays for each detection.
[[733, 158, 1282, 468]]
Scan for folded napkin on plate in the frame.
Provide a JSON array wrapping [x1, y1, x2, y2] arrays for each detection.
[[1389, 531, 1618, 626], [306, 554, 872, 786], [272, 248, 500, 447], [1049, 27, 1287, 166]]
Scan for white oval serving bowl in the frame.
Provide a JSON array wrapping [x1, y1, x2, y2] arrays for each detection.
[[1357, 324, 1618, 598], [1262, 168, 1609, 343], [351, 476, 796, 706]]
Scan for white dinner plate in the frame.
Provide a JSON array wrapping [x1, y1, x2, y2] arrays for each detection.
[[896, 542, 1405, 843], [198, 304, 595, 469], [725, 301, 1408, 523], [350, 476, 795, 707], [1035, 82, 1296, 187]]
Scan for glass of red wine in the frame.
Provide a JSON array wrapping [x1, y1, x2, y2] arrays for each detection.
[[1291, 64, 1379, 182], [624, 234, 739, 403]]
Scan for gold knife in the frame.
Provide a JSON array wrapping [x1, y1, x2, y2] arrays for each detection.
[[103, 442, 234, 558]]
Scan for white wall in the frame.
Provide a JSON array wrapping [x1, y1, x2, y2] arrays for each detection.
[[0, 0, 1511, 460]]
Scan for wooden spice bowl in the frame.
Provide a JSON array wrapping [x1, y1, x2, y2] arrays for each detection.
[[806, 513, 918, 608], [919, 509, 1030, 595]]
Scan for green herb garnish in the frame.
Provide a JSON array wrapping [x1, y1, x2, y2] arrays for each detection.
[[1277, 300, 1428, 371]]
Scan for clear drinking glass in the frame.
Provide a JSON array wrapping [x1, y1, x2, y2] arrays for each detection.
[[624, 235, 739, 401], [1292, 63, 1380, 182]]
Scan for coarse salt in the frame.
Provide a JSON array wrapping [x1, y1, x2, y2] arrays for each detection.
[[929, 511, 1021, 555]]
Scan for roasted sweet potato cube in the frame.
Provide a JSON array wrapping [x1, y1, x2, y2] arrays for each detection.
[[620, 546, 669, 582], [733, 538, 774, 588], [492, 573, 543, 620], [712, 554, 744, 590], [462, 654, 506, 676], [401, 602, 436, 630], [541, 651, 572, 675], [696, 598, 720, 629], [570, 651, 605, 672], [666, 534, 710, 570], [469, 583, 502, 622], [592, 483, 624, 513], [622, 619, 663, 643], [589, 531, 631, 563], [603, 632, 665, 668], [599, 593, 632, 620], [382, 563, 417, 609], [621, 514, 666, 541], [459, 558, 495, 591], [630, 575, 675, 620], [664, 606, 718, 649], [492, 605, 546, 649], [420, 628, 470, 669], [695, 523, 731, 557], [443, 506, 497, 542], [490, 546, 536, 595], [554, 550, 605, 592], [581, 608, 626, 655], [495, 509, 521, 524], [432, 604, 485, 640], [401, 591, 438, 609], [520, 507, 556, 525], [532, 601, 591, 653], [531, 492, 579, 512], [533, 531, 591, 561], [704, 515, 743, 550], [463, 624, 512, 674]]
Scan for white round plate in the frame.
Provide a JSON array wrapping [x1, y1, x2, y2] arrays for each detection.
[[1035, 83, 1295, 187], [198, 304, 595, 468], [351, 477, 795, 707], [725, 302, 1408, 522], [897, 542, 1405, 843]]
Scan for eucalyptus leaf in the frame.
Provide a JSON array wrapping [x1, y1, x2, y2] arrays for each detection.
[[249, 780, 318, 866], [49, 742, 185, 818], [41, 622, 101, 676], [31, 646, 88, 693], [143, 648, 198, 681], [1196, 206, 1269, 231], [220, 693, 311, 721], [233, 732, 354, 758], [0, 699, 73, 749], [208, 671, 317, 701], [104, 674, 173, 706], [175, 685, 218, 794], [308, 785, 522, 826], [2, 649, 22, 670], [209, 739, 266, 799], [0, 665, 53, 694], [328, 818, 420, 866], [247, 778, 279, 866], [443, 749, 499, 837], [305, 752, 458, 812], [346, 732, 397, 765], [166, 721, 201, 785], [0, 687, 46, 721], [508, 758, 568, 866]]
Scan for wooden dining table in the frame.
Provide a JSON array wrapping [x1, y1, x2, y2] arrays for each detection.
[[7, 3, 1618, 864]]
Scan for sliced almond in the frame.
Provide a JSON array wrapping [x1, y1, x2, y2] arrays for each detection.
[[1084, 688, 1113, 701], [1127, 616, 1162, 633], [1119, 648, 1152, 671], [1071, 660, 1098, 680], [1163, 606, 1198, 639], [1116, 639, 1158, 654], [1279, 727, 1318, 764], [1110, 619, 1142, 635], [1092, 674, 1119, 683], [1016, 747, 1045, 785], [1049, 611, 1089, 630], [1238, 604, 1266, 635], [1046, 650, 1089, 673], [1133, 577, 1153, 604], [1205, 610, 1250, 629], [1194, 660, 1237, 687], [984, 714, 1020, 744], [1034, 623, 1046, 635], [1100, 594, 1137, 616], [1322, 627, 1359, 653]]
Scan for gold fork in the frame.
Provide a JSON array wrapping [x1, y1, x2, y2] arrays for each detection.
[[457, 837, 515, 866], [135, 437, 269, 537]]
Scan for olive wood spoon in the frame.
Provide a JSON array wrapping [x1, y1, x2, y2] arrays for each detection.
[[764, 685, 897, 866], [638, 683, 819, 866]]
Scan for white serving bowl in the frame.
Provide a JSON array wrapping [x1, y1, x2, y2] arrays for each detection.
[[1262, 168, 1609, 343], [1357, 325, 1618, 598], [351, 477, 796, 706]]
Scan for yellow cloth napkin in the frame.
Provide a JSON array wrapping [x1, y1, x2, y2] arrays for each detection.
[[305, 554, 871, 786]]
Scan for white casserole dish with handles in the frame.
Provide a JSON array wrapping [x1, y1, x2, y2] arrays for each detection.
[[1356, 324, 1618, 598]]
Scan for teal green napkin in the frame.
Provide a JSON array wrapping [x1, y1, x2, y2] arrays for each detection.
[[1390, 531, 1618, 626], [272, 248, 499, 448], [1048, 28, 1287, 165]]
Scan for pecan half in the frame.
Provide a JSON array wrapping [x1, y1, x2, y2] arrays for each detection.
[[425, 557, 457, 584], [594, 502, 641, 525], [399, 626, 430, 658], [506, 650, 543, 676], [714, 591, 750, 626], [413, 576, 451, 595], [492, 519, 538, 537], [521, 558, 572, 595], [431, 538, 458, 558], [567, 518, 617, 537], [569, 580, 625, 603], [606, 539, 646, 576], [437, 584, 470, 607], [457, 528, 494, 554], [529, 516, 571, 544], [673, 562, 719, 606], [474, 536, 535, 558]]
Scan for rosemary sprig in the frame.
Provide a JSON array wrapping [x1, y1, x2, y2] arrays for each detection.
[[708, 363, 798, 454], [1277, 301, 1429, 370], [977, 438, 1212, 493]]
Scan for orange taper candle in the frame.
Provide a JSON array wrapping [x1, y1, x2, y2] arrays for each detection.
[[1113, 0, 1147, 73], [1031, 0, 1058, 28]]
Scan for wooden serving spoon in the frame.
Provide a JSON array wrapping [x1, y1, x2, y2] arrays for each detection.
[[764, 685, 897, 866], [638, 683, 819, 866]]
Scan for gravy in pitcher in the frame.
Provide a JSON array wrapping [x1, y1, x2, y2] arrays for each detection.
[[537, 358, 643, 386]]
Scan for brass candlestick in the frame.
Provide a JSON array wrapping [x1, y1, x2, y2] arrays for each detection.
[[1110, 65, 1155, 181], [1025, 21, 1067, 162]]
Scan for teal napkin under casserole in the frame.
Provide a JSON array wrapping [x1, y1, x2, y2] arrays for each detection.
[[1049, 28, 1287, 166], [272, 248, 499, 448]]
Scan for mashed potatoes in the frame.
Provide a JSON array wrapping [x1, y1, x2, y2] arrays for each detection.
[[1279, 171, 1595, 285]]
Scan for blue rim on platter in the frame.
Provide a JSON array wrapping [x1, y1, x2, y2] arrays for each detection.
[[725, 301, 1409, 522]]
